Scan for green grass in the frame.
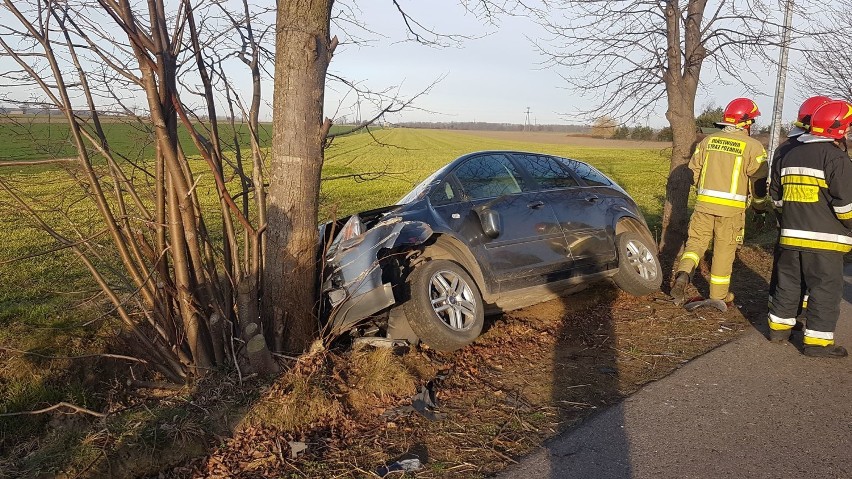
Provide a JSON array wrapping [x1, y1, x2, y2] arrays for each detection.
[[0, 127, 671, 473], [0, 119, 358, 164]]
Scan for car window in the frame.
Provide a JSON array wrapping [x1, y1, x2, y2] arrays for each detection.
[[513, 154, 579, 189], [429, 180, 458, 205], [555, 157, 612, 187], [397, 163, 452, 205], [454, 154, 525, 200]]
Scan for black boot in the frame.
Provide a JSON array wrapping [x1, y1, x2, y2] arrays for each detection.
[[671, 271, 690, 306], [803, 345, 848, 358], [768, 329, 790, 343]]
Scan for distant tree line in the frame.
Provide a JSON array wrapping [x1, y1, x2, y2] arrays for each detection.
[[590, 104, 790, 143], [397, 121, 590, 133]]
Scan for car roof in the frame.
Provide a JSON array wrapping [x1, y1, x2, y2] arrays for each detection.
[[447, 150, 585, 168]]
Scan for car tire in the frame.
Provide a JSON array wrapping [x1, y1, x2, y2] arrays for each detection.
[[611, 231, 662, 296], [402, 259, 485, 352]]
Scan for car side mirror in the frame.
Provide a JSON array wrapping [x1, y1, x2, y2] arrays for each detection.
[[478, 208, 501, 238]]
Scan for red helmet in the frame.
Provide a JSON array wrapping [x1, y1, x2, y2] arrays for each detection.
[[809, 100, 852, 139], [795, 95, 832, 129], [717, 97, 761, 127]]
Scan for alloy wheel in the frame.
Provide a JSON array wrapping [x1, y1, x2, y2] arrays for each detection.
[[428, 270, 477, 331], [625, 239, 658, 281]]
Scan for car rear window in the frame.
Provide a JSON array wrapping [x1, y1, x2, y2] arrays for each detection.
[[513, 154, 579, 189], [555, 157, 612, 187]]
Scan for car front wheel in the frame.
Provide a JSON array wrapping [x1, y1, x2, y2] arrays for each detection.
[[611, 231, 662, 296], [402, 259, 485, 352]]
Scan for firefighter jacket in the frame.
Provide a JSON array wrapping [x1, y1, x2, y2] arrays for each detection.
[[771, 137, 802, 177], [689, 128, 768, 217], [770, 140, 852, 254]]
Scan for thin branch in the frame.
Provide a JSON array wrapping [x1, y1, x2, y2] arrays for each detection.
[[0, 346, 148, 364], [0, 158, 77, 167], [0, 229, 109, 266], [0, 401, 107, 418]]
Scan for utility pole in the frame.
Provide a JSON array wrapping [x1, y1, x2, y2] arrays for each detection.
[[768, 0, 794, 159], [524, 107, 531, 132]]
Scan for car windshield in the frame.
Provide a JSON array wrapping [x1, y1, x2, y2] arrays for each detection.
[[397, 163, 452, 205]]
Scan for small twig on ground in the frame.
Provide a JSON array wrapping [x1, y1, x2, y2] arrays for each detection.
[[0, 346, 147, 364], [270, 352, 300, 361], [0, 401, 106, 418], [487, 445, 518, 464], [126, 379, 187, 391], [72, 447, 105, 479]]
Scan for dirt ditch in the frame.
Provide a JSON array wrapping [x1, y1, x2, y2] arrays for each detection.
[[161, 245, 772, 479]]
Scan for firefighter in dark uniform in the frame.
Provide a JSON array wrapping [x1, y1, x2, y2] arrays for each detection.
[[767, 96, 833, 311], [768, 100, 852, 358], [671, 98, 769, 311]]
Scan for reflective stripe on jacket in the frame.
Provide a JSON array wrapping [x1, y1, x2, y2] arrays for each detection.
[[770, 141, 852, 254], [689, 128, 768, 217]]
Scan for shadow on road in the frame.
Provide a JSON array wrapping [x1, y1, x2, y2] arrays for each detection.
[[546, 282, 630, 479]]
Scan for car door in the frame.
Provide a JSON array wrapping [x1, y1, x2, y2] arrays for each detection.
[[511, 154, 617, 274], [446, 153, 572, 290]]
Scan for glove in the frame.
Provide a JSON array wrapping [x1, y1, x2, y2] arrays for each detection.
[[750, 195, 771, 213]]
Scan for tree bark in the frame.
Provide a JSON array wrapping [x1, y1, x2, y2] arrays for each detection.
[[658, 0, 705, 272], [237, 277, 279, 375], [265, 0, 335, 353], [660, 97, 698, 271]]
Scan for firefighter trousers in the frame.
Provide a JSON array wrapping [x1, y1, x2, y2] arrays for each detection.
[[676, 211, 744, 300], [769, 249, 842, 347], [769, 235, 808, 313]]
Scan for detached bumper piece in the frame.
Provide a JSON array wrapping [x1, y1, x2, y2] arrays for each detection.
[[322, 218, 432, 335]]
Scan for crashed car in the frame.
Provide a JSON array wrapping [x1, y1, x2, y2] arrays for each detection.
[[320, 150, 661, 351]]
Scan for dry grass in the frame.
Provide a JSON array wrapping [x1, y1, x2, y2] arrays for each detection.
[[241, 347, 419, 432], [242, 373, 344, 433], [345, 346, 417, 413]]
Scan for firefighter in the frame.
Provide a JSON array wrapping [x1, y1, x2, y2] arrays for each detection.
[[671, 98, 769, 310], [767, 96, 833, 312], [767, 100, 852, 358]]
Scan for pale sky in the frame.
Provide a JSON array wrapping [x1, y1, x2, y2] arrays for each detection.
[[0, 0, 815, 129], [324, 0, 808, 128]]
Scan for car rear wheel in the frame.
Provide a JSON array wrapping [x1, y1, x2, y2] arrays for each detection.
[[611, 231, 662, 296], [402, 259, 484, 352]]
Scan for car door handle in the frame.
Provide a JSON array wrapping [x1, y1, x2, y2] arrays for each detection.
[[584, 195, 600, 203], [527, 200, 545, 209]]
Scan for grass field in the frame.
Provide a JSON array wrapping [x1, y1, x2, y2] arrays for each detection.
[[0, 127, 674, 473], [0, 118, 359, 164]]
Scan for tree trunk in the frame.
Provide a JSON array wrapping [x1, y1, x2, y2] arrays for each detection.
[[658, 0, 705, 274], [264, 0, 335, 353], [660, 96, 698, 271]]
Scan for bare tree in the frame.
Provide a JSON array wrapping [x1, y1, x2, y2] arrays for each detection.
[[796, 1, 852, 102], [0, 0, 280, 381], [520, 1, 828, 265], [0, 0, 467, 382]]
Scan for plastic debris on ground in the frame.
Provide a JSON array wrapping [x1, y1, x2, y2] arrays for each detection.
[[376, 458, 423, 477]]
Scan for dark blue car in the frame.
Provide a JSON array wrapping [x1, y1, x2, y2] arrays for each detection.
[[320, 151, 661, 351]]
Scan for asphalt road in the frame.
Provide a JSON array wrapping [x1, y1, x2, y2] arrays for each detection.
[[496, 265, 852, 479]]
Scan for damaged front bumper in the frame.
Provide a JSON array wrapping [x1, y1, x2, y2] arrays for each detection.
[[321, 217, 432, 335]]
